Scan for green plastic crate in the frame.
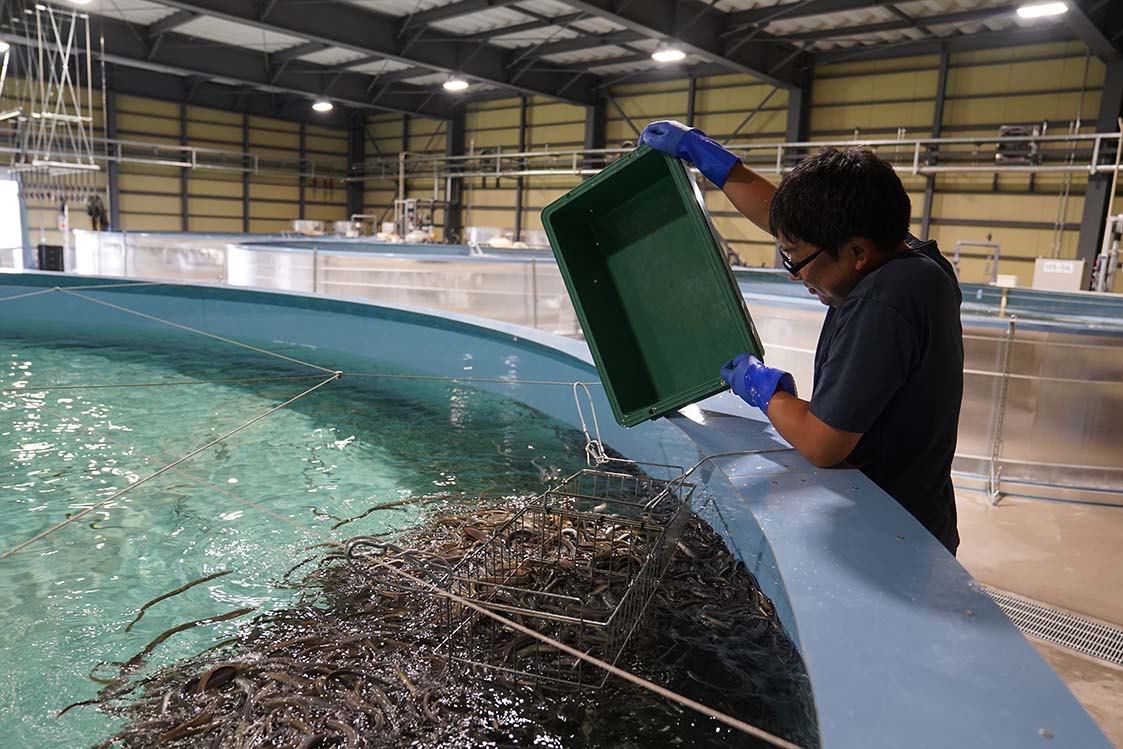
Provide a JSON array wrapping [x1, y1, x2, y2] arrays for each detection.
[[542, 145, 764, 427]]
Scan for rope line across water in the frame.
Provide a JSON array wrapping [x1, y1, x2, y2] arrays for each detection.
[[0, 374, 340, 560], [57, 289, 338, 375], [0, 374, 331, 394]]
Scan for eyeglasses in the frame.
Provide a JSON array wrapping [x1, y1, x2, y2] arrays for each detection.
[[779, 246, 826, 276]]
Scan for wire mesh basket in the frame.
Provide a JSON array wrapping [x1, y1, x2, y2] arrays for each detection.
[[441, 462, 693, 689]]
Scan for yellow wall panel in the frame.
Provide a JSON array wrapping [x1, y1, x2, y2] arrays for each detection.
[[527, 123, 582, 146], [810, 101, 935, 133], [305, 204, 347, 221], [941, 91, 1099, 127], [187, 105, 241, 126], [120, 194, 181, 215], [188, 177, 243, 198], [815, 54, 939, 80], [952, 41, 1086, 66], [464, 188, 518, 207], [120, 214, 182, 231], [306, 135, 346, 154], [189, 197, 242, 218], [467, 129, 520, 149], [813, 70, 939, 105], [250, 182, 299, 201], [249, 219, 292, 233], [250, 201, 301, 220], [117, 113, 179, 137], [118, 95, 178, 116], [190, 217, 243, 232], [119, 173, 180, 193], [251, 130, 300, 150], [695, 109, 786, 138], [187, 121, 241, 144], [527, 101, 584, 126]]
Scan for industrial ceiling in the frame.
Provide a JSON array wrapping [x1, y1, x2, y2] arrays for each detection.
[[2, 0, 1119, 124]]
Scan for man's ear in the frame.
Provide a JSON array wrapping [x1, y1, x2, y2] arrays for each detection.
[[850, 236, 879, 271]]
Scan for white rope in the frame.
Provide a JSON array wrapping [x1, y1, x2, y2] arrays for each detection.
[[0, 288, 57, 303], [573, 381, 608, 465], [0, 374, 328, 395], [0, 373, 340, 560], [56, 289, 338, 375], [12, 400, 804, 749]]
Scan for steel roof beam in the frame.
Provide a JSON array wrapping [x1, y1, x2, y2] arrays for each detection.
[[398, 0, 523, 31], [0, 18, 451, 119], [459, 12, 586, 42], [149, 0, 600, 106], [1065, 0, 1122, 61], [147, 9, 199, 36], [730, 0, 895, 28], [554, 0, 805, 89], [775, 5, 1019, 42], [513, 29, 646, 60], [811, 25, 1074, 65]]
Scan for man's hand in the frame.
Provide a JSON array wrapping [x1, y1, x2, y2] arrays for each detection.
[[720, 354, 796, 414], [639, 120, 741, 189]]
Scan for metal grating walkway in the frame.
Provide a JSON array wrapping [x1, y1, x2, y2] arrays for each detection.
[[984, 586, 1123, 668]]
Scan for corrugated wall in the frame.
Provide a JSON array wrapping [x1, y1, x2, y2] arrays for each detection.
[[811, 41, 1105, 286], [114, 99, 349, 235], [365, 40, 1113, 287], [362, 113, 449, 235], [8, 88, 349, 244]]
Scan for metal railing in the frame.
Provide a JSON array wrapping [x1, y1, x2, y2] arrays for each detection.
[[351, 131, 1123, 182]]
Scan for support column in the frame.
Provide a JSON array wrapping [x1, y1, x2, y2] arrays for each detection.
[[106, 90, 121, 231], [347, 113, 365, 219], [179, 103, 189, 231], [583, 97, 606, 177], [784, 70, 811, 144], [514, 96, 527, 241], [298, 122, 307, 220], [921, 48, 950, 242], [444, 109, 466, 243], [242, 114, 250, 233], [686, 77, 697, 128], [1076, 58, 1123, 287]]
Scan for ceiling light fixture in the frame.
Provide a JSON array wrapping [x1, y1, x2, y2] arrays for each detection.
[[312, 99, 334, 112], [652, 44, 686, 63], [0, 42, 8, 54], [68, 0, 93, 5], [1016, 2, 1068, 18], [443, 77, 469, 92]]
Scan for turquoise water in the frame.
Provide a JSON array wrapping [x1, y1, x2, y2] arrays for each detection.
[[0, 331, 588, 747]]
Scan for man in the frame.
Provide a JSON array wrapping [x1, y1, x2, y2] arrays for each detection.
[[639, 120, 964, 554]]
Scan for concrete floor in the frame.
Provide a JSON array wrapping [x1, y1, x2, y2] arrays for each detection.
[[957, 490, 1123, 747], [957, 489, 1123, 626], [1031, 641, 1123, 748]]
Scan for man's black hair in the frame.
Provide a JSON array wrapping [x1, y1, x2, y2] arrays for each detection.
[[769, 147, 911, 256]]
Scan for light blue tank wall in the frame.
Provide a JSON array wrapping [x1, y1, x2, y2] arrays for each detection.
[[0, 271, 1110, 749]]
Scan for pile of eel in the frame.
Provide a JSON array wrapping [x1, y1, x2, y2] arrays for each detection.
[[80, 499, 819, 749]]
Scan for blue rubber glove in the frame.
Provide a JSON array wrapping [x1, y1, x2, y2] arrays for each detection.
[[639, 120, 741, 189], [720, 354, 797, 414]]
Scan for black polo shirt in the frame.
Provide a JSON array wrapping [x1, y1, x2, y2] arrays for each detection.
[[809, 237, 964, 554]]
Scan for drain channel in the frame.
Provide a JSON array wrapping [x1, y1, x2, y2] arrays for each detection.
[[984, 586, 1123, 668]]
